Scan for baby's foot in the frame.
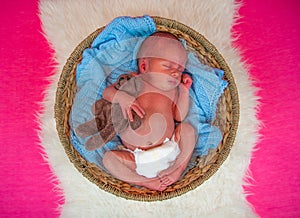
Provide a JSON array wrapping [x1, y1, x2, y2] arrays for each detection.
[[141, 177, 167, 191], [158, 166, 183, 186], [159, 175, 177, 186], [158, 165, 176, 179]]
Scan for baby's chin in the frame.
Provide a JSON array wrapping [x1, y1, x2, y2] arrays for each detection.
[[156, 83, 179, 91]]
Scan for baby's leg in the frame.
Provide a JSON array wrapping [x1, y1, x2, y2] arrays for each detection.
[[103, 150, 167, 191], [158, 123, 196, 186]]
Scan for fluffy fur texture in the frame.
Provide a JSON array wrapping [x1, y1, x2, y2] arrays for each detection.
[[38, 0, 260, 217]]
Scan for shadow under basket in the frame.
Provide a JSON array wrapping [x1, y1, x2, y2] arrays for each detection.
[[55, 16, 239, 201]]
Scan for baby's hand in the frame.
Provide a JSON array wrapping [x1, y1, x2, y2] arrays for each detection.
[[181, 74, 193, 89], [114, 91, 145, 121]]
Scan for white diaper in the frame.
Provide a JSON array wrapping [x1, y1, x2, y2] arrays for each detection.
[[133, 137, 180, 178]]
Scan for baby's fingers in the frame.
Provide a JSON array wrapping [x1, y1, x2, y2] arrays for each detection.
[[131, 104, 145, 119], [181, 74, 193, 88], [126, 104, 144, 122], [126, 107, 134, 122]]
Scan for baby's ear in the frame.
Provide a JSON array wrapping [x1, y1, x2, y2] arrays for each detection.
[[138, 58, 148, 74]]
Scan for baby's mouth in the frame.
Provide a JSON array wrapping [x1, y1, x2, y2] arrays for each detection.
[[168, 79, 179, 86]]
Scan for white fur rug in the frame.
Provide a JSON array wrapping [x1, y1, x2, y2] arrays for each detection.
[[38, 0, 259, 217]]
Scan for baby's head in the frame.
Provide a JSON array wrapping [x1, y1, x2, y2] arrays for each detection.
[[137, 32, 187, 69], [137, 32, 187, 90]]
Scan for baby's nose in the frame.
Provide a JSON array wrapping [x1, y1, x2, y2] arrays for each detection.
[[171, 71, 180, 78]]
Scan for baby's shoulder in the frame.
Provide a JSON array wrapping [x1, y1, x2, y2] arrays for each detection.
[[114, 72, 143, 97]]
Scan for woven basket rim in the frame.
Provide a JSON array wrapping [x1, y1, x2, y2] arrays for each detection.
[[54, 16, 239, 201]]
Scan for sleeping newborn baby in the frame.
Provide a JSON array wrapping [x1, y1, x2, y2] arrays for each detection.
[[101, 32, 196, 191]]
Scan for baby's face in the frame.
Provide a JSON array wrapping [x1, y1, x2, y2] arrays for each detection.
[[138, 34, 187, 91], [144, 58, 185, 91]]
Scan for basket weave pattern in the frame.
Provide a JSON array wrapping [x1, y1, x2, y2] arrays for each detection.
[[55, 16, 239, 201]]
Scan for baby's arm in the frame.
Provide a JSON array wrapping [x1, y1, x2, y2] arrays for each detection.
[[102, 83, 145, 121], [173, 74, 193, 122]]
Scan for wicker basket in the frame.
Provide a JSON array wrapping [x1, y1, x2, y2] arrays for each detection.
[[55, 16, 239, 201]]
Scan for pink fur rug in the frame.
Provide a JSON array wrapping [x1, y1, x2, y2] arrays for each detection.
[[234, 1, 300, 216]]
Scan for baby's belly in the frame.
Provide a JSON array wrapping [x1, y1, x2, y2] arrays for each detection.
[[121, 107, 175, 150]]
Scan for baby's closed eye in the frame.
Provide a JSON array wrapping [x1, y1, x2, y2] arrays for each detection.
[[162, 64, 172, 69]]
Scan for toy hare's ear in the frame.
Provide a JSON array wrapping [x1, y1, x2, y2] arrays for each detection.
[[115, 74, 133, 89]]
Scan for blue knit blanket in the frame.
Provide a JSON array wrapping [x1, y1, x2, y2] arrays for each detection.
[[69, 15, 228, 167]]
